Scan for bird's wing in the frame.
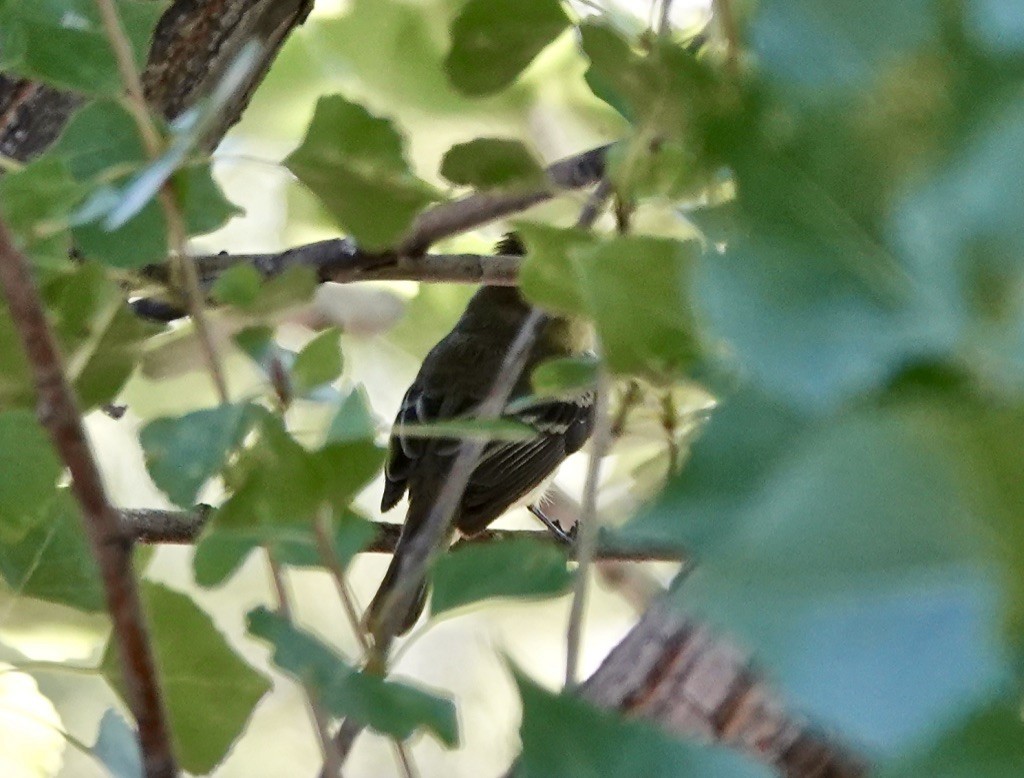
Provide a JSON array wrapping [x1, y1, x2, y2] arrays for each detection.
[[381, 386, 595, 528]]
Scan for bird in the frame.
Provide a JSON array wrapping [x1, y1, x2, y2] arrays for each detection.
[[364, 234, 595, 639]]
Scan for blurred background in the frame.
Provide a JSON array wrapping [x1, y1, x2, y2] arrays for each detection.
[[0, 1, 713, 775]]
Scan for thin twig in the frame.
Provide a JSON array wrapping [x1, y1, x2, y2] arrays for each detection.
[[658, 0, 674, 37], [399, 144, 612, 255], [93, 0, 228, 400], [713, 0, 740, 78], [313, 512, 417, 778], [0, 216, 177, 778], [564, 369, 612, 689], [266, 547, 345, 778]]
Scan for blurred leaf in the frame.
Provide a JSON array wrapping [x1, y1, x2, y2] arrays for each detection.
[[0, 410, 61, 542], [0, 156, 85, 269], [515, 670, 768, 777], [247, 607, 458, 745], [881, 699, 1024, 777], [92, 709, 142, 778], [440, 138, 546, 189], [444, 0, 569, 96], [284, 95, 437, 250], [750, 0, 939, 96], [48, 100, 143, 182], [291, 328, 343, 396], [575, 236, 703, 380], [0, 304, 32, 409], [517, 222, 594, 316], [431, 537, 571, 616], [325, 386, 378, 444], [966, 0, 1024, 55], [75, 163, 239, 269], [232, 325, 276, 365], [0, 0, 163, 96], [211, 264, 262, 308], [140, 403, 261, 508], [644, 388, 1010, 752], [0, 663, 66, 777], [44, 263, 157, 409], [101, 583, 270, 774], [0, 491, 103, 611], [531, 355, 598, 399]]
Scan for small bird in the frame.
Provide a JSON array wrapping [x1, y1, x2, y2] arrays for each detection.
[[365, 234, 595, 638]]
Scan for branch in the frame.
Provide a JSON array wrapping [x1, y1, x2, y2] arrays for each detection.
[[143, 244, 522, 287], [578, 599, 868, 778], [119, 507, 684, 563], [0, 217, 177, 777], [134, 142, 613, 311]]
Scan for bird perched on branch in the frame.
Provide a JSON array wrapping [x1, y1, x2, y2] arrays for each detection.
[[364, 234, 595, 638]]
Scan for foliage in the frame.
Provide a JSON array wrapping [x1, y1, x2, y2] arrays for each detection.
[[2, 0, 1024, 776]]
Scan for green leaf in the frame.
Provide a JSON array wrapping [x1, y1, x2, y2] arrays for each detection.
[[49, 100, 144, 182], [531, 356, 597, 400], [0, 303, 33, 410], [881, 699, 1024, 777], [73, 163, 240, 269], [197, 415, 384, 582], [641, 387, 1010, 752], [271, 511, 378, 570], [444, 0, 570, 96], [43, 263, 158, 409], [396, 417, 535, 442], [291, 328, 343, 396], [0, 156, 85, 269], [0, 490, 104, 611], [325, 387, 378, 444], [92, 709, 142, 778], [247, 607, 458, 745], [0, 410, 61, 542], [439, 138, 546, 189], [431, 537, 572, 616], [517, 223, 594, 316], [575, 236, 703, 380], [515, 670, 768, 777], [750, 0, 939, 96], [966, 0, 1024, 55], [211, 264, 262, 308], [284, 95, 437, 250], [193, 510, 377, 587], [0, 0, 164, 96], [140, 403, 261, 508], [101, 583, 271, 774]]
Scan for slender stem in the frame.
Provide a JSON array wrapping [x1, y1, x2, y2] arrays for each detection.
[[714, 0, 741, 77], [658, 0, 674, 37], [564, 369, 612, 689], [0, 216, 177, 778], [266, 547, 345, 778], [93, 0, 228, 401], [312, 512, 417, 778]]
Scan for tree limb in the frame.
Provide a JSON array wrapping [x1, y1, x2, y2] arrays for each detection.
[[578, 599, 868, 778], [0, 215, 177, 778]]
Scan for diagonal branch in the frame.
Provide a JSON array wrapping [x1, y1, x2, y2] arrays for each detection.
[[135, 143, 613, 311], [0, 216, 177, 778], [578, 599, 868, 778]]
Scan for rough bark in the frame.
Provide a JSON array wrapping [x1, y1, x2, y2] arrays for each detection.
[[0, 0, 314, 163]]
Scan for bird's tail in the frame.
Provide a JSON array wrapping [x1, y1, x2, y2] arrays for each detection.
[[364, 515, 454, 639]]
